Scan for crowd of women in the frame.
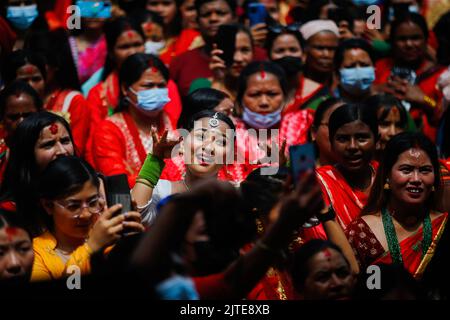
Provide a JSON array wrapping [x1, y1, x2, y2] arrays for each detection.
[[1, 0, 450, 300]]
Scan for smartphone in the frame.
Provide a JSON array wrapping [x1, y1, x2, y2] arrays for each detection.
[[104, 174, 132, 216], [248, 3, 268, 27], [215, 24, 238, 67], [289, 143, 316, 185], [391, 66, 416, 84]]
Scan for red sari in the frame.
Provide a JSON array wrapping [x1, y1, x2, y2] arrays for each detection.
[[90, 111, 174, 187], [0, 126, 9, 184], [316, 162, 378, 230], [346, 213, 448, 278], [44, 89, 91, 156], [374, 58, 446, 141], [283, 75, 330, 114], [159, 29, 203, 66]]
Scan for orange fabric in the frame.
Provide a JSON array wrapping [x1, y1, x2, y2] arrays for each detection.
[[44, 0, 72, 31], [31, 231, 93, 282], [45, 89, 91, 156]]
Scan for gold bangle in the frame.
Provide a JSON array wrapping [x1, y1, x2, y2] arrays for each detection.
[[423, 95, 437, 108]]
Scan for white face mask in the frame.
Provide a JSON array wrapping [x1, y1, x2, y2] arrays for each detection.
[[145, 41, 165, 55]]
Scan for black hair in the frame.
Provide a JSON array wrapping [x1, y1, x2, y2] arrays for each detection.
[[237, 61, 288, 107], [291, 239, 349, 291], [179, 88, 229, 128], [36, 156, 99, 233], [303, 0, 347, 22], [1, 50, 47, 86], [272, 56, 303, 79], [185, 109, 236, 132], [117, 53, 169, 112], [0, 209, 31, 239], [194, 0, 237, 16], [363, 132, 441, 215], [433, 10, 450, 66], [0, 112, 76, 235], [390, 12, 429, 44], [240, 167, 287, 218], [312, 96, 343, 130], [328, 103, 378, 143], [130, 8, 165, 30], [334, 38, 375, 71], [365, 93, 408, 130], [102, 16, 146, 80], [24, 28, 81, 91], [0, 80, 43, 120]]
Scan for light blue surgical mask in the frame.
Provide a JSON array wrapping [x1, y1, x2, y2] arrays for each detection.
[[76, 0, 112, 19], [145, 41, 165, 55], [242, 107, 282, 129], [128, 87, 171, 113], [6, 4, 38, 30], [340, 66, 375, 96], [155, 275, 199, 300]]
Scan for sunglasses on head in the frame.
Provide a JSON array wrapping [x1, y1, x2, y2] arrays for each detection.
[[268, 23, 302, 34]]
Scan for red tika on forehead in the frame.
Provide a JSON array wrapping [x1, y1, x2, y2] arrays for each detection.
[[143, 22, 153, 33], [5, 227, 19, 242], [322, 248, 332, 258], [24, 65, 35, 74], [259, 64, 266, 79], [391, 107, 399, 117], [49, 123, 58, 135], [148, 59, 157, 73]]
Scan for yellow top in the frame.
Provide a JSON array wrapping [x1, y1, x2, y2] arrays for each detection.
[[31, 231, 93, 282]]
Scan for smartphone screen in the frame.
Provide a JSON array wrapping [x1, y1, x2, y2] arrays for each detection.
[[104, 174, 132, 215], [289, 143, 316, 185], [215, 24, 238, 67], [248, 3, 268, 27]]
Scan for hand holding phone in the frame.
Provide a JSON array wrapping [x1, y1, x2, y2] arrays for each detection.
[[289, 143, 316, 185], [215, 24, 238, 67], [104, 174, 132, 216], [248, 3, 268, 27]]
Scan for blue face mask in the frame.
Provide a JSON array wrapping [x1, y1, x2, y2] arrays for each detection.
[[352, 0, 380, 5], [76, 1, 112, 19], [155, 275, 199, 300], [242, 107, 282, 129], [340, 66, 375, 96], [128, 87, 171, 113], [6, 4, 38, 30]]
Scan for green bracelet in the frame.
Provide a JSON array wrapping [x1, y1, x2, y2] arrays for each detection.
[[138, 154, 165, 188]]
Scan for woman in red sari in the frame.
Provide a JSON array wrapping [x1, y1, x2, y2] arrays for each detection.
[[2, 47, 90, 156], [374, 12, 446, 141], [346, 132, 447, 279], [90, 53, 175, 187], [146, 0, 203, 66], [0, 81, 43, 183], [85, 17, 181, 132], [316, 103, 378, 232]]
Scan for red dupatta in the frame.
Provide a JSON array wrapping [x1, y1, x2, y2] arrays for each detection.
[[316, 162, 378, 229], [374, 213, 448, 279]]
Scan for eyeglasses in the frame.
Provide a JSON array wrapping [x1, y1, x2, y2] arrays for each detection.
[[268, 23, 302, 34], [5, 112, 34, 122], [55, 196, 105, 216]]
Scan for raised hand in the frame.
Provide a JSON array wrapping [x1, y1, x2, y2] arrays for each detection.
[[151, 129, 182, 159]]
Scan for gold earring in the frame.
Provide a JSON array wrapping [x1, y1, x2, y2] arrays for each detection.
[[432, 186, 436, 192], [384, 182, 390, 190]]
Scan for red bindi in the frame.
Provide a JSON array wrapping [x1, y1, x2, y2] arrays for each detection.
[[5, 227, 19, 242], [49, 123, 58, 135], [391, 107, 399, 117], [259, 64, 266, 79], [24, 65, 35, 75], [143, 22, 153, 33], [322, 248, 332, 258]]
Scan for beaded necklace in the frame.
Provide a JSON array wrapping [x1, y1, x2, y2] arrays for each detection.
[[381, 207, 432, 265]]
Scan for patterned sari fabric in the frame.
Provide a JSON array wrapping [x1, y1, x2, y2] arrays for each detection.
[[346, 213, 448, 278]]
